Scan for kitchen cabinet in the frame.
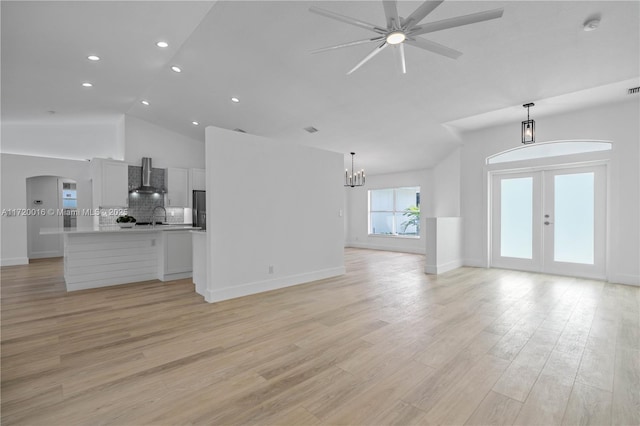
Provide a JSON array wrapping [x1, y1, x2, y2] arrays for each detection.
[[163, 230, 193, 278], [92, 159, 129, 208], [166, 167, 189, 207], [191, 168, 206, 191]]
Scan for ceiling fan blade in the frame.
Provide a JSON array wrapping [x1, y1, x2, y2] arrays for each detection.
[[405, 37, 462, 59], [409, 8, 504, 36], [309, 6, 387, 34], [382, 0, 401, 30], [397, 43, 407, 74], [311, 37, 384, 54], [347, 42, 388, 75], [403, 0, 444, 30]]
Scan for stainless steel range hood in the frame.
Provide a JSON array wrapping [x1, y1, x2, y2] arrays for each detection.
[[131, 157, 165, 194]]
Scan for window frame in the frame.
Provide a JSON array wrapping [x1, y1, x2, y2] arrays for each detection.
[[368, 186, 420, 238]]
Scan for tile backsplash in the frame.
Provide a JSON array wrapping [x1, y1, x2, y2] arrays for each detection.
[[99, 165, 188, 225], [99, 199, 185, 225]]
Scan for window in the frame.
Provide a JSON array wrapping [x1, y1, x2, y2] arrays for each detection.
[[369, 187, 420, 237]]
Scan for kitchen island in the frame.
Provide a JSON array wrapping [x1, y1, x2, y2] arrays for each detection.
[[41, 225, 200, 291]]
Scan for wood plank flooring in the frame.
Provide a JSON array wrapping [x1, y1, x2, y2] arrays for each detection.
[[1, 249, 639, 425]]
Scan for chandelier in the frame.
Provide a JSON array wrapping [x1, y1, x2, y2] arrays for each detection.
[[344, 152, 365, 187]]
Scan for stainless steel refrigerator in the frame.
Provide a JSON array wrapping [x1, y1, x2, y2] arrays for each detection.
[[192, 190, 206, 230]]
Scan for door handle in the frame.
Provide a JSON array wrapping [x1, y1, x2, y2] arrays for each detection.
[[544, 221, 553, 225]]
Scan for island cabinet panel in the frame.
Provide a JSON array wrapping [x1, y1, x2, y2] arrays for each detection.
[[64, 232, 158, 291], [160, 230, 193, 281]]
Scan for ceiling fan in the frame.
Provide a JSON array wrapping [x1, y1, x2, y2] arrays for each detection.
[[309, 0, 504, 75]]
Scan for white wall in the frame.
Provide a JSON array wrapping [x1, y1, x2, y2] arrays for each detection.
[[125, 116, 205, 169], [204, 127, 345, 302], [346, 169, 431, 254], [425, 217, 463, 274], [460, 99, 640, 285], [432, 147, 461, 217], [1, 117, 125, 161], [1, 154, 93, 266]]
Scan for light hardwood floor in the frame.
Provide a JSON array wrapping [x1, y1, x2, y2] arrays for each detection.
[[1, 249, 639, 425]]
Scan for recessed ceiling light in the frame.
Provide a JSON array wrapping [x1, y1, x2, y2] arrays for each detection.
[[87, 55, 100, 61], [156, 41, 169, 48], [231, 97, 240, 103], [171, 66, 182, 73], [141, 100, 150, 106], [82, 82, 93, 87], [192, 121, 199, 126], [583, 19, 600, 31]]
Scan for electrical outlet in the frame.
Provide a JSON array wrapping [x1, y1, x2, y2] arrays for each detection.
[[268, 265, 274, 274], [339, 209, 343, 217], [151, 239, 156, 247]]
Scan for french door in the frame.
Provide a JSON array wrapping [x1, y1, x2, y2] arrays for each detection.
[[491, 165, 606, 279]]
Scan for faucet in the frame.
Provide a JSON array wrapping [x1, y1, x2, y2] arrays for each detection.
[[151, 206, 167, 227]]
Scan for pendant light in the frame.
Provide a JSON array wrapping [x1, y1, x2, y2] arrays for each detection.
[[344, 152, 365, 187], [522, 103, 535, 144]]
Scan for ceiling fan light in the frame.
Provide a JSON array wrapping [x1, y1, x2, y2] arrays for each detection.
[[386, 32, 406, 45]]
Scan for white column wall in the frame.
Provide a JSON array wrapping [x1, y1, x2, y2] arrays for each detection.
[[204, 127, 345, 302]]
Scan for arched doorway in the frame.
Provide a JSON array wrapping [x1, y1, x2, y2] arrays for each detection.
[[26, 176, 77, 259]]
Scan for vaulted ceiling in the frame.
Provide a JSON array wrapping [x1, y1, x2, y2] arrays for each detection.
[[2, 1, 638, 174]]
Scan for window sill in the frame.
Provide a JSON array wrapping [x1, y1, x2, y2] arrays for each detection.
[[368, 234, 420, 240]]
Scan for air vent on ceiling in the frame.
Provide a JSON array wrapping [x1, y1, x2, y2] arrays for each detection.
[[233, 128, 246, 133], [304, 126, 318, 134], [628, 86, 640, 95]]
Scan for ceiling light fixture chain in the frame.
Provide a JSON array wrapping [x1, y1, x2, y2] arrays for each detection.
[[521, 102, 535, 144], [345, 152, 365, 187]]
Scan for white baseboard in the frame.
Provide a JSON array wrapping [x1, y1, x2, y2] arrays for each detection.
[[66, 273, 158, 291], [205, 266, 346, 303], [346, 242, 425, 255], [425, 259, 464, 275], [463, 258, 487, 268], [28, 251, 63, 259], [608, 273, 640, 287], [159, 271, 193, 282], [1, 257, 29, 267]]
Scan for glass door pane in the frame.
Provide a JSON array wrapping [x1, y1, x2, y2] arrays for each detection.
[[500, 177, 533, 259], [553, 173, 594, 264]]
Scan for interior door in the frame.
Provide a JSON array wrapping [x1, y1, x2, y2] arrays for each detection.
[[491, 165, 606, 279], [543, 166, 606, 279]]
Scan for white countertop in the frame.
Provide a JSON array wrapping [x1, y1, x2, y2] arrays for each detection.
[[41, 225, 201, 235]]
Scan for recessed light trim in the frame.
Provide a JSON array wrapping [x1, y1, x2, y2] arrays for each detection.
[[583, 19, 600, 31], [171, 66, 182, 73], [231, 97, 240, 103], [141, 100, 150, 106], [87, 55, 100, 61], [82, 82, 93, 87], [156, 41, 169, 48], [192, 121, 199, 126]]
